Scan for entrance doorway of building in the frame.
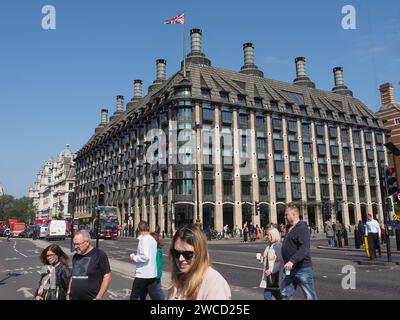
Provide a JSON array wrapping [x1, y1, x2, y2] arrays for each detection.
[[372, 204, 378, 220], [260, 205, 269, 229], [348, 204, 356, 225], [277, 204, 286, 225], [361, 204, 367, 223], [154, 206, 159, 230], [307, 206, 316, 227], [163, 204, 168, 234], [242, 203, 252, 226], [223, 204, 234, 231], [174, 204, 194, 228], [203, 205, 215, 230]]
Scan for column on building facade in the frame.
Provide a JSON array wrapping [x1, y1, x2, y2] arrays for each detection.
[[298, 119, 308, 222], [168, 108, 175, 234], [194, 101, 204, 226], [310, 122, 323, 231], [249, 110, 261, 227], [143, 123, 149, 225], [213, 105, 223, 231], [360, 129, 373, 215], [349, 128, 362, 222], [232, 108, 243, 229], [267, 114, 277, 224], [149, 191, 156, 232], [158, 185, 165, 234], [371, 132, 384, 223], [134, 128, 141, 229], [324, 123, 335, 219], [282, 116, 292, 205], [336, 125, 350, 226]]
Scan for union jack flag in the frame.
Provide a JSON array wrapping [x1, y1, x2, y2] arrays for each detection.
[[164, 13, 185, 25]]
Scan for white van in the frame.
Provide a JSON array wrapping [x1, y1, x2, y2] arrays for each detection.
[[46, 220, 66, 241]]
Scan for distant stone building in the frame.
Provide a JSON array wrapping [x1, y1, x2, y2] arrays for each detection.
[[29, 145, 76, 219], [75, 29, 391, 234]]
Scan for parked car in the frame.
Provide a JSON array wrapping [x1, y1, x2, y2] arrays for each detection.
[[19, 226, 34, 238]]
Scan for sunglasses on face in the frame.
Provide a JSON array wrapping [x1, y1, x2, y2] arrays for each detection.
[[170, 248, 194, 261]]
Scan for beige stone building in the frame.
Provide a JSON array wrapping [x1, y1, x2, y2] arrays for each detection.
[[29, 145, 76, 219], [75, 29, 391, 234]]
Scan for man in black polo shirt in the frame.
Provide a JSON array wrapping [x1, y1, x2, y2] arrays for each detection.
[[67, 230, 111, 300], [281, 205, 317, 300]]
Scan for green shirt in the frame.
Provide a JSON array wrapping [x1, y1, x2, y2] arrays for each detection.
[[156, 247, 164, 279]]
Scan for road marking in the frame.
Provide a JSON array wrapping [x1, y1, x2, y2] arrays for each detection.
[[312, 257, 353, 262], [4, 257, 20, 261], [26, 249, 40, 254], [212, 261, 263, 271], [12, 240, 28, 257], [107, 289, 131, 300], [17, 287, 34, 298], [322, 275, 328, 278]]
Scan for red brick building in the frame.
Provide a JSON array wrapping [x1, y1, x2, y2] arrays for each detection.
[[375, 83, 400, 182]]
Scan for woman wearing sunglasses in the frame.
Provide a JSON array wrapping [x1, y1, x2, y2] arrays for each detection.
[[35, 244, 71, 300], [168, 224, 231, 300]]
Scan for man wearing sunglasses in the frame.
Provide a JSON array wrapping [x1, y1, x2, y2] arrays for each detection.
[[129, 220, 163, 300]]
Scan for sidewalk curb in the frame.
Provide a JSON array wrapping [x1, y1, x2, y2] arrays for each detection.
[[28, 239, 172, 289], [317, 245, 400, 255], [356, 260, 400, 266]]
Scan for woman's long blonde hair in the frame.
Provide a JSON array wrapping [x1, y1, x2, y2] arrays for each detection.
[[168, 224, 210, 300]]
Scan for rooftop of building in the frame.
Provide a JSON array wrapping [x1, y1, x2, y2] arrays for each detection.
[[77, 29, 386, 157]]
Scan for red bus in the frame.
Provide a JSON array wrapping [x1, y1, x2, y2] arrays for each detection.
[[34, 218, 50, 226]]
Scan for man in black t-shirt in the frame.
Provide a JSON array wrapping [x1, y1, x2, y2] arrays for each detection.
[[67, 230, 111, 300]]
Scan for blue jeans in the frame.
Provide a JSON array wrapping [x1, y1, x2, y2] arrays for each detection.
[[327, 236, 334, 247], [264, 289, 282, 300], [281, 267, 318, 300], [139, 278, 165, 300]]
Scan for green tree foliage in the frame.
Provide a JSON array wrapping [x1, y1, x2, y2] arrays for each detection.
[[0, 195, 36, 223]]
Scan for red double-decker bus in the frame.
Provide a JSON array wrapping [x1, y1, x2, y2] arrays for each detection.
[[34, 218, 50, 226]]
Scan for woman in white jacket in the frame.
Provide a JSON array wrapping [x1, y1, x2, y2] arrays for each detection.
[[257, 227, 283, 300]]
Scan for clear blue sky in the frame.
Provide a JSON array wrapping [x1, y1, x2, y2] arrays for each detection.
[[0, 0, 399, 197]]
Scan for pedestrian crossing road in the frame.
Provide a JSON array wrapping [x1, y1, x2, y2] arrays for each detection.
[[1, 237, 400, 300]]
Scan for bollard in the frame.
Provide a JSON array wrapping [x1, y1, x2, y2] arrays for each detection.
[[396, 228, 400, 251], [364, 235, 370, 258]]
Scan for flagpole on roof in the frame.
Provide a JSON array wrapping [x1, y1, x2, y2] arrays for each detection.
[[183, 12, 186, 78]]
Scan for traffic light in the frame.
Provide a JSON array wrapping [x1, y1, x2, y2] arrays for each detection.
[[385, 167, 398, 196], [98, 184, 105, 207]]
